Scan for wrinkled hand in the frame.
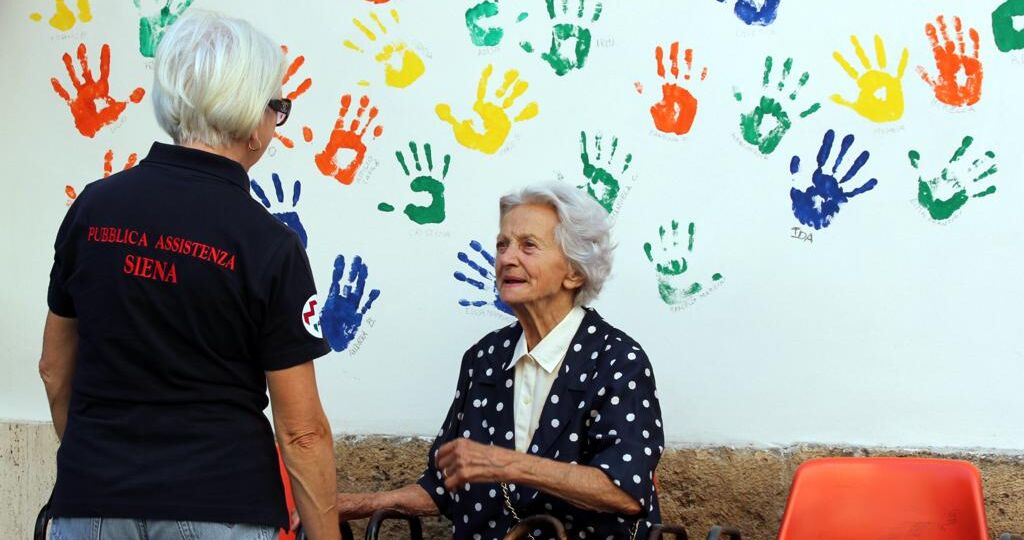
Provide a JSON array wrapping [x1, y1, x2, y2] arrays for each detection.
[[436, 438, 515, 491]]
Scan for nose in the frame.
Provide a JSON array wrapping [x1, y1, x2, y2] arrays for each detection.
[[495, 244, 518, 272]]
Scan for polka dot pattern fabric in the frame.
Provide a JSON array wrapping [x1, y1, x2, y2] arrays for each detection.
[[416, 308, 665, 539]]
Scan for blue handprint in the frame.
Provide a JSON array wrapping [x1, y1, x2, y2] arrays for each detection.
[[251, 173, 307, 248], [717, 0, 780, 26], [321, 255, 381, 352], [454, 240, 513, 316], [790, 129, 879, 230]]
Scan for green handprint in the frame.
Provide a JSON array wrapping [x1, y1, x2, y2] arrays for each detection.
[[993, 0, 1024, 52], [735, 56, 820, 155], [643, 221, 722, 305], [578, 131, 631, 213], [465, 1, 527, 47], [134, 0, 195, 58], [378, 142, 452, 225], [909, 136, 998, 221], [520, 0, 603, 76]]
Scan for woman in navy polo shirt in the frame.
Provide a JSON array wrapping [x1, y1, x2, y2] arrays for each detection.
[[334, 183, 665, 539], [40, 11, 340, 540]]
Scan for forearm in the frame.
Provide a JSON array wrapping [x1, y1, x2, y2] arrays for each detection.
[[39, 311, 78, 441], [503, 452, 641, 515], [337, 484, 439, 521], [278, 420, 340, 540], [45, 389, 71, 440]]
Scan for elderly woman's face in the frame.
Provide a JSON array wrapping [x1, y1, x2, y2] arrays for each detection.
[[495, 204, 582, 309]]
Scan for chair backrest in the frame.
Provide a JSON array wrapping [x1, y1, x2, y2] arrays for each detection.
[[777, 457, 989, 540]]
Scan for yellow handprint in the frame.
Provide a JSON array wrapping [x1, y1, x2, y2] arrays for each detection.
[[343, 9, 425, 89], [435, 65, 539, 155], [30, 0, 92, 32], [831, 35, 908, 123]]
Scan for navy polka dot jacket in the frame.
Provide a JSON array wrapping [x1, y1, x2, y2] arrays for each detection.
[[417, 308, 665, 539]]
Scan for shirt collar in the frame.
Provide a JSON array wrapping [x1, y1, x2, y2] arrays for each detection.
[[507, 306, 586, 374], [140, 141, 250, 191]]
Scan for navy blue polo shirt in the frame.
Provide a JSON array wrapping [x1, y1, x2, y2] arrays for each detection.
[[46, 142, 330, 528]]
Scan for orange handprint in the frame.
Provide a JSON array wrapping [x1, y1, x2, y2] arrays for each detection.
[[273, 45, 313, 149], [643, 42, 708, 135], [315, 95, 383, 185], [65, 149, 138, 205], [916, 15, 983, 108], [51, 43, 145, 138]]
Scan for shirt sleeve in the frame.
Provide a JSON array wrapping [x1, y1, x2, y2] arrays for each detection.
[[47, 192, 83, 317], [584, 344, 665, 517], [256, 234, 330, 371], [416, 347, 474, 517]]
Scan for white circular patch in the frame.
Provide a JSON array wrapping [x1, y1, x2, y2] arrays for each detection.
[[300, 294, 323, 338]]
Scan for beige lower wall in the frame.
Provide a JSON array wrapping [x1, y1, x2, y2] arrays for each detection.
[[3, 422, 1022, 539], [1, 422, 59, 537]]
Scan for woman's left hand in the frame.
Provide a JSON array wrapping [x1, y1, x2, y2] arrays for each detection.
[[436, 438, 519, 491]]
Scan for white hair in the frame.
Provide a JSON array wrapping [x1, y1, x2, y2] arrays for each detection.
[[499, 182, 615, 306], [152, 10, 285, 148]]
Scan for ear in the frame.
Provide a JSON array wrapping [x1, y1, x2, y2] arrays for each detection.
[[563, 267, 585, 292]]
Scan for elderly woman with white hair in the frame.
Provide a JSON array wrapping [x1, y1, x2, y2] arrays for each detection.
[[336, 182, 664, 539], [40, 11, 340, 540]]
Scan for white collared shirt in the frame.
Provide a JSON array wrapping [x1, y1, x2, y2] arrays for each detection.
[[507, 306, 586, 453]]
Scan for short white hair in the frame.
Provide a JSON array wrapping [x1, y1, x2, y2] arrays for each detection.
[[499, 182, 614, 306], [152, 10, 285, 148]]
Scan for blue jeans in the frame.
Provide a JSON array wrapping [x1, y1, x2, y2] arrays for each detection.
[[50, 517, 277, 540]]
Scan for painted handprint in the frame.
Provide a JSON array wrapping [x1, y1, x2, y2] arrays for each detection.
[[521, 0, 603, 76], [917, 16, 983, 108], [643, 221, 723, 305], [717, 0, 781, 26], [909, 136, 998, 221], [435, 65, 539, 155], [251, 174, 307, 248], [454, 240, 513, 316], [344, 9, 425, 88], [831, 35, 908, 123], [134, 0, 195, 58], [734, 56, 820, 155], [65, 150, 137, 205], [378, 142, 452, 225], [51, 43, 146, 138], [273, 46, 313, 149], [790, 129, 879, 230], [30, 0, 92, 32], [638, 42, 708, 136], [578, 131, 632, 213], [321, 255, 381, 353], [465, 1, 527, 47], [315, 95, 383, 185], [993, 0, 1024, 52]]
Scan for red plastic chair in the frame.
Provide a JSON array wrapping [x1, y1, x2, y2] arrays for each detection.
[[777, 457, 989, 540]]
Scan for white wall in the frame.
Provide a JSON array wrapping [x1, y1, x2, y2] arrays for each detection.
[[2, 0, 1022, 449]]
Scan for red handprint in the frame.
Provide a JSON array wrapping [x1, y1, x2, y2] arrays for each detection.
[[273, 45, 313, 149], [51, 43, 145, 138], [643, 42, 708, 135], [65, 149, 138, 205], [314, 95, 383, 185], [916, 15, 983, 107]]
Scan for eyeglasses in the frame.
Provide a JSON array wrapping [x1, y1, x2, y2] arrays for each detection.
[[267, 98, 292, 127]]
